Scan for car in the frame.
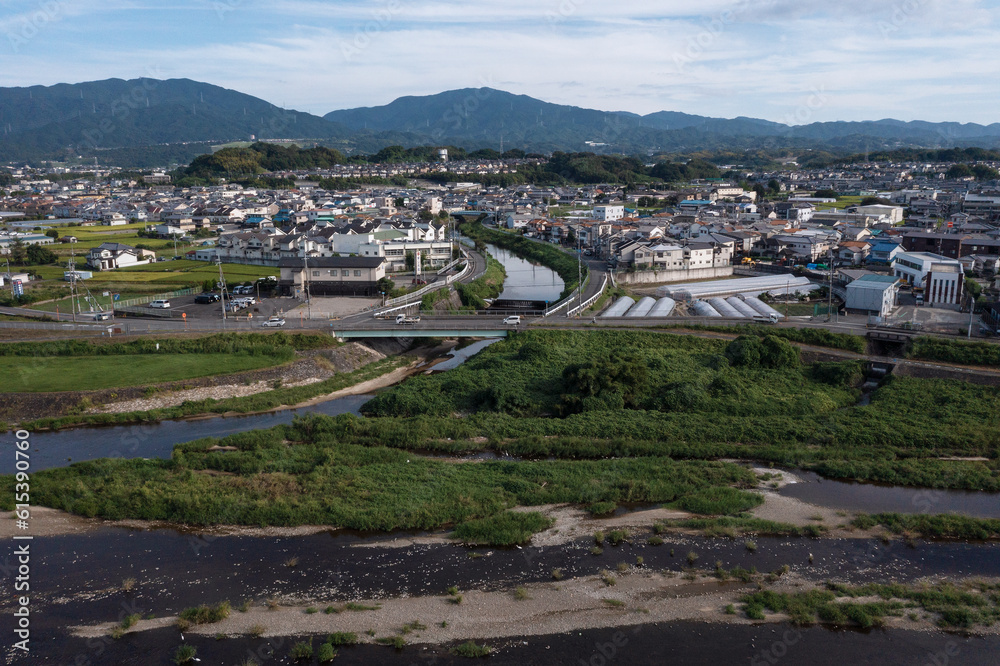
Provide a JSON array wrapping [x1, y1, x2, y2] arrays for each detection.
[[90, 311, 113, 321], [261, 316, 286, 327], [194, 293, 220, 304], [149, 300, 171, 309], [503, 315, 521, 325]]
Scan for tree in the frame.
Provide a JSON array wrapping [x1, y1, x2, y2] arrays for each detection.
[[45, 229, 60, 239], [566, 228, 577, 245], [946, 164, 974, 179], [9, 239, 27, 265], [814, 189, 838, 199], [26, 244, 57, 265], [753, 184, 767, 200], [767, 179, 781, 194], [394, 197, 405, 208], [418, 209, 434, 221], [202, 279, 216, 293], [376, 277, 395, 297]]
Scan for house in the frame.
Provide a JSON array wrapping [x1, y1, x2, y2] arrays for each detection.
[[634, 243, 685, 270], [592, 205, 625, 222], [86, 243, 155, 271], [869, 241, 902, 265], [837, 241, 870, 266], [892, 251, 965, 308], [277, 256, 386, 297], [845, 274, 900, 318]]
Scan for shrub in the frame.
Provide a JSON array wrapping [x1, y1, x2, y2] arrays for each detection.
[[290, 641, 313, 660], [327, 632, 358, 645], [317, 643, 338, 663], [451, 641, 492, 657], [179, 601, 230, 625], [173, 645, 197, 664]]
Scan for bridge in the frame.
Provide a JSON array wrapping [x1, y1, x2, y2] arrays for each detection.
[[332, 328, 510, 340]]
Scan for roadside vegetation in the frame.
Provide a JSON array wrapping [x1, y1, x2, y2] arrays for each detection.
[[908, 336, 1000, 367]]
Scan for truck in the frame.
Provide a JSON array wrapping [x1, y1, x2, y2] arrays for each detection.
[[395, 313, 420, 325]]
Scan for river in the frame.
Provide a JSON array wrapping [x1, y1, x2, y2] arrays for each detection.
[[484, 243, 565, 303]]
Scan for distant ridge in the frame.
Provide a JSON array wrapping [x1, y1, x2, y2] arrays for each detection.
[[2, 79, 1000, 166]]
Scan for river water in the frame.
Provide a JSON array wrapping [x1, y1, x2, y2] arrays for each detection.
[[779, 470, 1000, 519], [484, 243, 565, 303]]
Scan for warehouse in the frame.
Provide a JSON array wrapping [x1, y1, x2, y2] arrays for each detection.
[[657, 275, 815, 301], [844, 274, 900, 318]]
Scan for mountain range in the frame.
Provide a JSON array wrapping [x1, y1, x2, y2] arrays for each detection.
[[2, 79, 999, 167]]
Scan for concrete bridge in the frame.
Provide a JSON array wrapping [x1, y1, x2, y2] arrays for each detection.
[[332, 328, 510, 340]]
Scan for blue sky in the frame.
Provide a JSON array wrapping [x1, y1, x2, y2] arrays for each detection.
[[2, 0, 999, 124]]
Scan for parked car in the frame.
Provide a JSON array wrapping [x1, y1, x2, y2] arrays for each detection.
[[503, 315, 521, 325], [149, 300, 171, 309], [261, 316, 285, 327], [194, 293, 220, 304]]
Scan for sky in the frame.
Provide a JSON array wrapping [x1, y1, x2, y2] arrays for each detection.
[[1, 0, 999, 125]]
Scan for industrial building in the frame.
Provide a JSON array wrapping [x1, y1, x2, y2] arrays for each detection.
[[844, 274, 900, 318], [657, 275, 815, 301]]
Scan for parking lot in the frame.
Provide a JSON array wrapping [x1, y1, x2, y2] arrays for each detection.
[[129, 293, 300, 323]]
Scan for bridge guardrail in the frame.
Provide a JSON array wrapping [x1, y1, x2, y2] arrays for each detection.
[[567, 273, 608, 317], [376, 254, 472, 316]]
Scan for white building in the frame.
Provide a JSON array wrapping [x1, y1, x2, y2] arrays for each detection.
[[592, 205, 625, 222], [892, 251, 965, 307]]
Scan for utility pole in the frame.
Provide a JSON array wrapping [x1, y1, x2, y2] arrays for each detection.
[[68, 240, 78, 322], [217, 258, 227, 330], [577, 231, 583, 316], [828, 247, 835, 322], [968, 291, 976, 339], [302, 245, 312, 320]]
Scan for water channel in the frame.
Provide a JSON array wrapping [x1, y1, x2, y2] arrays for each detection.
[[483, 243, 565, 303]]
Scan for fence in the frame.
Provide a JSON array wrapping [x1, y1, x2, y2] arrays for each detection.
[[543, 269, 595, 318], [375, 258, 472, 316], [567, 273, 609, 317], [115, 286, 201, 308]]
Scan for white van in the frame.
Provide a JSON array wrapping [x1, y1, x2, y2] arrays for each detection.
[[149, 300, 171, 309], [503, 315, 521, 325]]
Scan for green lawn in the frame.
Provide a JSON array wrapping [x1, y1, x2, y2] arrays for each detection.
[[812, 196, 864, 212], [0, 353, 289, 392]]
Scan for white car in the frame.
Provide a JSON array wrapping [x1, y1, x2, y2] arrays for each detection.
[[503, 315, 521, 325], [261, 316, 285, 327], [149, 300, 171, 309]]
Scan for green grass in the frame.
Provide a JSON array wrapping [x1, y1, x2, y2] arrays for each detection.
[[179, 601, 230, 625], [452, 511, 554, 546], [451, 641, 492, 657], [852, 513, 1000, 540], [6, 421, 757, 528], [0, 353, 289, 392], [19, 353, 403, 431], [743, 580, 1000, 629]]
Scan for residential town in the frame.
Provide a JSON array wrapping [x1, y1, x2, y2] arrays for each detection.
[[2, 155, 1000, 328]]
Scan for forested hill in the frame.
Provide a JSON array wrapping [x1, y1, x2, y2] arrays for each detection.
[[0, 78, 346, 164]]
